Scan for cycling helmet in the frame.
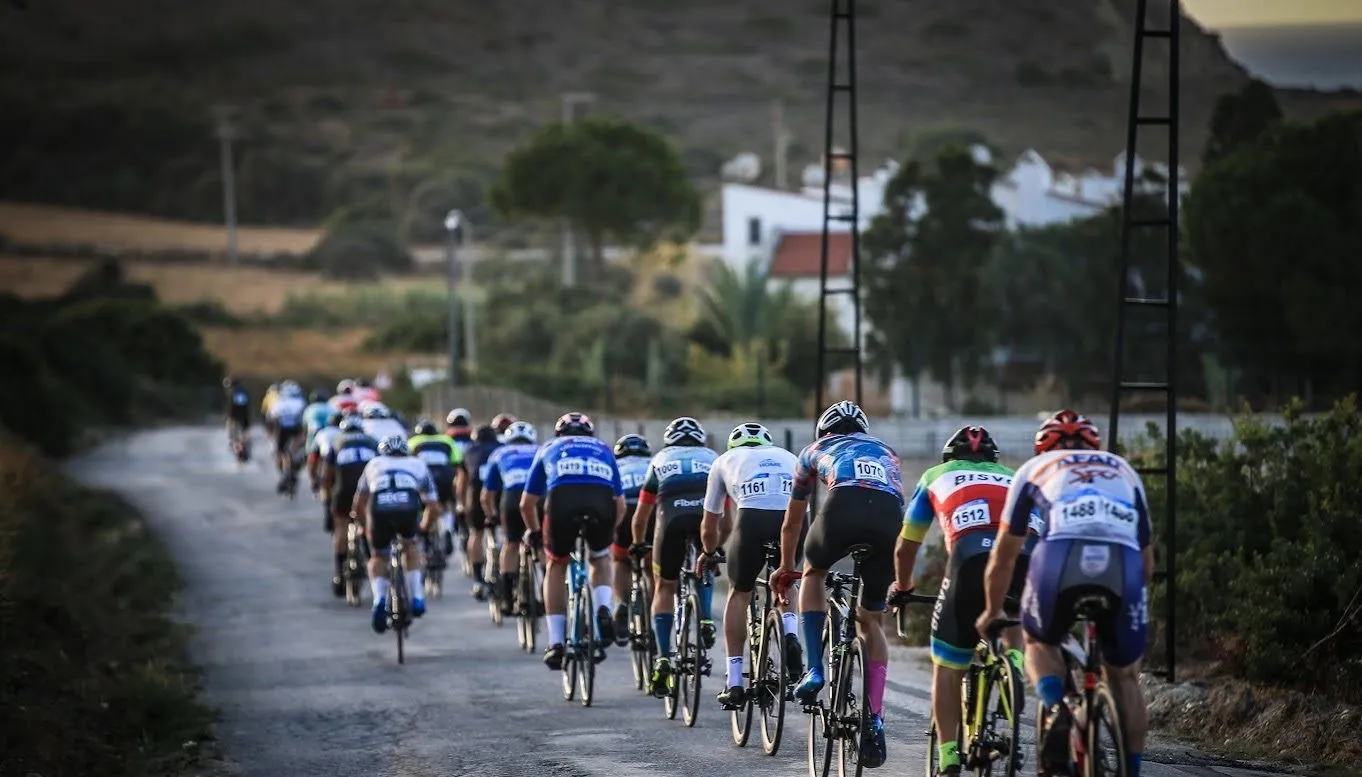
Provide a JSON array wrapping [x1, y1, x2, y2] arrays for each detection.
[[504, 421, 537, 445], [816, 400, 870, 437], [413, 418, 437, 436], [377, 435, 409, 456], [491, 413, 517, 433], [613, 433, 651, 458], [555, 412, 594, 437], [339, 415, 364, 433], [728, 422, 774, 449], [663, 416, 706, 446], [1035, 409, 1101, 454], [942, 425, 1000, 463], [309, 389, 328, 404], [266, 383, 278, 393], [336, 379, 356, 395], [446, 408, 472, 428], [474, 424, 499, 443], [281, 380, 303, 397], [362, 403, 391, 420]]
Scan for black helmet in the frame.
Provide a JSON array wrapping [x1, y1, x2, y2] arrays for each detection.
[[414, 418, 437, 436], [474, 424, 499, 443], [663, 416, 707, 447], [613, 433, 651, 458], [942, 425, 1000, 463], [309, 389, 328, 404]]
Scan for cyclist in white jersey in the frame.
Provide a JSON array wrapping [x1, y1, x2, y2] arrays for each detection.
[[977, 410, 1153, 777], [698, 423, 805, 709], [360, 403, 406, 441]]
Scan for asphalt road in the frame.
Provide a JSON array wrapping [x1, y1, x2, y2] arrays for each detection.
[[68, 427, 1291, 777]]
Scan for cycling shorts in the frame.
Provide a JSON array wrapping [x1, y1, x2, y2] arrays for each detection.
[[228, 406, 249, 427], [726, 508, 801, 593], [1022, 538, 1147, 668], [499, 488, 533, 543], [468, 483, 494, 529], [652, 490, 707, 581], [368, 509, 420, 553], [929, 550, 1030, 669], [543, 483, 616, 562], [803, 485, 901, 612], [430, 469, 455, 505], [275, 425, 302, 451], [611, 500, 654, 560]]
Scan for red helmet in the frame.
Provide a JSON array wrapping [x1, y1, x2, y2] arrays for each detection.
[[1034, 410, 1101, 454], [554, 412, 594, 437], [491, 413, 517, 434]]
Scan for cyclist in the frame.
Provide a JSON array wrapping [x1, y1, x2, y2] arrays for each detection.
[[772, 400, 903, 769], [608, 433, 653, 643], [322, 415, 378, 597], [360, 402, 406, 442], [891, 425, 1039, 777], [630, 416, 718, 697], [482, 421, 539, 615], [446, 408, 475, 542], [520, 412, 624, 670], [976, 410, 1152, 777], [267, 381, 307, 492], [307, 410, 343, 516], [458, 424, 502, 600], [491, 412, 517, 435], [700, 422, 804, 709], [353, 378, 381, 404], [260, 382, 280, 435], [223, 377, 251, 444], [302, 390, 332, 490], [330, 380, 359, 416], [408, 418, 460, 556], [353, 435, 439, 633]]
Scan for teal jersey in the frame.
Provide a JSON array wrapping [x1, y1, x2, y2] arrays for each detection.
[[303, 402, 333, 441]]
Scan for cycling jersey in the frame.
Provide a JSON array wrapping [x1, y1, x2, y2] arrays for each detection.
[[303, 402, 332, 442], [616, 454, 652, 504], [268, 396, 307, 430], [354, 387, 381, 403], [360, 417, 406, 441], [484, 442, 538, 494], [463, 440, 502, 489], [525, 436, 622, 497], [309, 426, 341, 459], [702, 445, 798, 513], [326, 432, 379, 503], [227, 386, 250, 410], [903, 460, 1042, 558], [261, 388, 279, 417], [639, 445, 717, 501], [792, 432, 904, 505], [1004, 450, 1151, 553], [408, 433, 459, 479], [357, 455, 436, 514], [329, 394, 359, 416]]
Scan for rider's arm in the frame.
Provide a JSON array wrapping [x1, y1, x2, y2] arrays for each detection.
[[895, 482, 933, 588], [780, 445, 818, 570], [982, 467, 1039, 615], [419, 471, 439, 531], [519, 449, 547, 534], [699, 460, 727, 555], [1135, 484, 1155, 584], [631, 461, 660, 546]]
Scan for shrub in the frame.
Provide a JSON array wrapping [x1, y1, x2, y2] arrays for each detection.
[[304, 221, 414, 279], [53, 299, 223, 385], [1014, 60, 1050, 87]]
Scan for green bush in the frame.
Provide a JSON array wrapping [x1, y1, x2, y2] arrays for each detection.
[[303, 221, 414, 279], [1133, 397, 1362, 701], [54, 299, 223, 385], [0, 334, 85, 457]]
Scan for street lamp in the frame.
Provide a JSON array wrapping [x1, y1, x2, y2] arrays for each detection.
[[443, 211, 478, 388]]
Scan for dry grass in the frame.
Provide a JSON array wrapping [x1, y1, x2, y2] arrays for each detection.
[[0, 201, 321, 255], [201, 326, 430, 376], [0, 255, 430, 315]]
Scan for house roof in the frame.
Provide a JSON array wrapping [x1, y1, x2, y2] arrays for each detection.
[[769, 232, 852, 277]]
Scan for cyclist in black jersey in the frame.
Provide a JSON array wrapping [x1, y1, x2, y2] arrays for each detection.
[[321, 415, 379, 597], [458, 425, 502, 600]]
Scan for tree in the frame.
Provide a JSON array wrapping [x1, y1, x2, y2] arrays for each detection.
[[1202, 78, 1283, 166], [863, 145, 1004, 412], [490, 117, 701, 280], [1185, 110, 1362, 405]]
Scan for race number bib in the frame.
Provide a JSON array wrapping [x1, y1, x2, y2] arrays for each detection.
[[950, 499, 991, 531], [557, 458, 585, 476], [585, 459, 614, 480], [1053, 494, 1136, 534], [853, 458, 887, 483], [375, 490, 416, 510], [336, 446, 374, 466], [737, 477, 769, 498], [620, 471, 645, 490], [556, 458, 614, 480], [419, 450, 448, 467]]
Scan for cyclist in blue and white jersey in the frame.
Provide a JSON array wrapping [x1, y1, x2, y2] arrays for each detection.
[[629, 417, 719, 697], [976, 410, 1153, 777], [482, 421, 539, 616], [459, 424, 502, 601], [520, 412, 624, 670], [267, 381, 308, 492], [608, 433, 653, 643], [322, 415, 377, 597], [772, 400, 904, 769]]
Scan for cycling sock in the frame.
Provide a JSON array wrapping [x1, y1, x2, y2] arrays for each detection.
[[1037, 674, 1065, 707], [593, 585, 613, 612], [472, 561, 485, 581], [938, 739, 961, 768], [371, 575, 390, 603], [1005, 648, 1024, 673], [441, 511, 454, 534], [800, 611, 827, 673], [654, 613, 674, 655], [406, 570, 422, 600], [726, 656, 743, 687], [866, 659, 888, 715], [502, 572, 516, 594], [547, 614, 566, 645], [697, 580, 714, 620], [1128, 752, 1142, 777], [333, 553, 345, 578], [782, 611, 798, 636]]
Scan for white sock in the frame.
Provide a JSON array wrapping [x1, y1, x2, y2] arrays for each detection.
[[406, 570, 423, 600], [726, 655, 744, 688], [548, 614, 567, 645], [593, 585, 613, 612], [782, 611, 798, 636], [371, 574, 390, 602], [441, 511, 454, 533]]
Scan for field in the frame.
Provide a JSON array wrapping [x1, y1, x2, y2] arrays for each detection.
[[199, 326, 433, 377]]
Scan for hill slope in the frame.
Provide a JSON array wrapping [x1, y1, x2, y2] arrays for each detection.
[[0, 0, 1338, 238]]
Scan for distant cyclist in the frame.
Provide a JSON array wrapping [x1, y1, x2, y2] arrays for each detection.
[[976, 410, 1152, 777], [408, 418, 460, 555], [307, 411, 343, 513], [631, 416, 718, 697], [321, 415, 378, 597], [353, 379, 381, 404], [446, 408, 475, 539], [891, 425, 1038, 777], [353, 435, 439, 633], [260, 382, 280, 433], [330, 379, 359, 416], [491, 412, 517, 436], [458, 424, 502, 600], [223, 377, 251, 444], [520, 412, 624, 670], [700, 422, 804, 709], [267, 381, 307, 492], [360, 402, 406, 442], [772, 400, 903, 769], [482, 421, 539, 615], [302, 390, 333, 490], [608, 433, 653, 643]]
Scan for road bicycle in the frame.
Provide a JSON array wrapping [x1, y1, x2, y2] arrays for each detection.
[[561, 515, 603, 707], [662, 533, 715, 727], [384, 534, 413, 666], [515, 541, 544, 653], [484, 519, 504, 625], [227, 422, 251, 464], [728, 540, 792, 756], [422, 525, 446, 599], [627, 544, 656, 692], [343, 517, 370, 607], [894, 594, 1026, 777]]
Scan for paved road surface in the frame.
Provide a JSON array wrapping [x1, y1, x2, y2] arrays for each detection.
[[68, 427, 1290, 777]]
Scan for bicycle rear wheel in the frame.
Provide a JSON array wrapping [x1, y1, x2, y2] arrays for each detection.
[[973, 659, 1024, 777], [832, 637, 868, 777], [731, 598, 758, 747], [680, 592, 703, 727], [518, 551, 539, 652], [487, 529, 503, 626], [757, 606, 787, 755], [1086, 684, 1129, 777], [578, 582, 596, 707], [561, 583, 579, 701], [630, 573, 654, 691], [664, 596, 684, 720], [390, 566, 407, 666]]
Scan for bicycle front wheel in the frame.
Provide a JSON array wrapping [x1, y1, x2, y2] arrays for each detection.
[[391, 569, 407, 666], [561, 584, 579, 701], [806, 617, 835, 777], [1086, 684, 1129, 777], [757, 606, 787, 755], [832, 637, 867, 777], [630, 574, 654, 691], [973, 658, 1025, 777], [731, 599, 758, 747]]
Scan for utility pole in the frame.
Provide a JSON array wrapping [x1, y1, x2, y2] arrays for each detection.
[[444, 211, 463, 388], [559, 92, 595, 287], [213, 108, 240, 266], [772, 98, 791, 190]]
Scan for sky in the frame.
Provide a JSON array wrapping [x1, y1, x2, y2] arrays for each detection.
[[1181, 0, 1362, 28]]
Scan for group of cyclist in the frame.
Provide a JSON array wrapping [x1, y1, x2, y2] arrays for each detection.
[[222, 380, 1154, 777]]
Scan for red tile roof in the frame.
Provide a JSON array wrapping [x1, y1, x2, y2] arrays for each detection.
[[769, 232, 852, 277]]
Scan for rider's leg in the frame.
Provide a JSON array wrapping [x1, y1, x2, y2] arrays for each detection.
[[723, 588, 753, 687], [331, 509, 348, 583], [543, 557, 568, 643], [1107, 662, 1147, 775], [400, 535, 424, 605]]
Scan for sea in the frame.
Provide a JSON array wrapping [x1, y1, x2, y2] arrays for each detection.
[[1215, 22, 1362, 90]]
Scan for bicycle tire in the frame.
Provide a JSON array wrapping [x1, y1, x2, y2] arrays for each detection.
[[665, 594, 685, 720], [758, 606, 787, 756], [562, 572, 579, 701], [1086, 684, 1129, 777], [731, 597, 758, 747], [682, 591, 705, 726], [578, 582, 596, 707], [806, 616, 835, 777], [630, 573, 653, 691], [487, 529, 503, 626], [518, 550, 539, 653], [391, 559, 407, 666], [973, 657, 1024, 777], [831, 636, 867, 777]]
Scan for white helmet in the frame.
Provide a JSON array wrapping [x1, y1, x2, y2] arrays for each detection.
[[362, 402, 391, 419], [816, 400, 869, 437], [502, 421, 537, 445], [446, 408, 472, 428], [663, 416, 707, 446], [336, 378, 356, 395], [280, 380, 303, 397]]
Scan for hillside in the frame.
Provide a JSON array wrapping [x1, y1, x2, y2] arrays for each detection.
[[0, 0, 1339, 240]]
